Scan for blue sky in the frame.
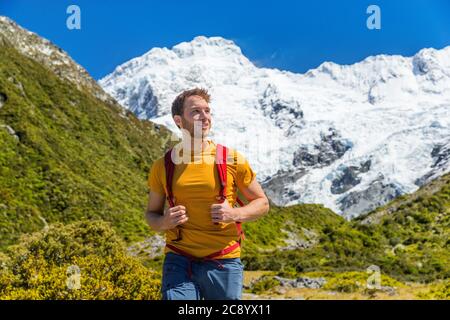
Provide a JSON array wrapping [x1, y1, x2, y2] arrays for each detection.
[[1, 0, 449, 80]]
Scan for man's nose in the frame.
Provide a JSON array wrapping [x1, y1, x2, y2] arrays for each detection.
[[199, 110, 209, 119]]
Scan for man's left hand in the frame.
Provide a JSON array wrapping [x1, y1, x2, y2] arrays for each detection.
[[210, 198, 240, 223]]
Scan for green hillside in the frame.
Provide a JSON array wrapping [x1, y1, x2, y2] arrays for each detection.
[[0, 39, 174, 248]]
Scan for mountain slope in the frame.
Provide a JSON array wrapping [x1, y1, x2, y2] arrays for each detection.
[[0, 16, 113, 103], [100, 36, 450, 218], [0, 31, 173, 248]]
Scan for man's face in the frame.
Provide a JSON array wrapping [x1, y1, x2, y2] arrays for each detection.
[[174, 95, 212, 138]]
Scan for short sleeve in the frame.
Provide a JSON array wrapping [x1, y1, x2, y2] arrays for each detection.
[[236, 151, 256, 187], [148, 158, 165, 195]]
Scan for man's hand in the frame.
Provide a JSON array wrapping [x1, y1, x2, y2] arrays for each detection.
[[162, 204, 188, 230], [210, 198, 240, 223]]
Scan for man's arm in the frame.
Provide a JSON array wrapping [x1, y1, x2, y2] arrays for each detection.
[[210, 178, 270, 223], [145, 191, 188, 232], [233, 177, 270, 222]]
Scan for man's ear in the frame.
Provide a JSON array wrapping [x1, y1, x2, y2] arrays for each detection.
[[173, 115, 182, 129]]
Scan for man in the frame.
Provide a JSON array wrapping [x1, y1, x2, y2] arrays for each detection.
[[145, 88, 269, 300]]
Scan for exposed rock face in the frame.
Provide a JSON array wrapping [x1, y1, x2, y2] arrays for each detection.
[[126, 234, 165, 259], [339, 174, 404, 218], [261, 168, 306, 206], [244, 275, 326, 294], [0, 125, 19, 140], [331, 160, 371, 194], [259, 84, 304, 136], [277, 227, 318, 250], [293, 128, 352, 168], [0, 92, 6, 108], [415, 141, 450, 186], [273, 276, 326, 289]]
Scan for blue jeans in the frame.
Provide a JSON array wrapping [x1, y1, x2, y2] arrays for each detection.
[[161, 252, 244, 300]]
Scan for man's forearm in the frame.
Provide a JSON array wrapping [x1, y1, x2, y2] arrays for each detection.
[[234, 197, 269, 222], [145, 211, 166, 232]]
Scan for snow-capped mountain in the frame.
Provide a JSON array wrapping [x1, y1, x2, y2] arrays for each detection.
[[100, 36, 450, 218]]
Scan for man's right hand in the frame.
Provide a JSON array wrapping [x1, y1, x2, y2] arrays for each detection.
[[162, 205, 188, 230]]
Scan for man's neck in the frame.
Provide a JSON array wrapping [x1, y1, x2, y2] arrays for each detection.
[[182, 138, 209, 154]]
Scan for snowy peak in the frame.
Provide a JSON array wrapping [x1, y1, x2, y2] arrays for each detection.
[[172, 36, 245, 59], [413, 46, 450, 84], [104, 36, 252, 80], [310, 46, 450, 83], [100, 36, 257, 119], [306, 46, 450, 104]]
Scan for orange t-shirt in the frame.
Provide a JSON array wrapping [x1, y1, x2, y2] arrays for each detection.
[[148, 140, 256, 258]]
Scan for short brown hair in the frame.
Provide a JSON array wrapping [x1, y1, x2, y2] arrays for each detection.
[[171, 88, 211, 117]]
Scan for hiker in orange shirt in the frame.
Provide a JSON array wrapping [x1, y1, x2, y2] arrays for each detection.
[[145, 88, 270, 300]]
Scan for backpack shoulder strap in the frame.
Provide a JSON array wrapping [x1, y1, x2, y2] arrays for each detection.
[[216, 144, 246, 242], [164, 148, 176, 207], [216, 144, 228, 201], [164, 148, 182, 242], [216, 144, 246, 207]]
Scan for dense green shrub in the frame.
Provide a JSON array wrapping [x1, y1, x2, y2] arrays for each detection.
[[248, 275, 281, 295], [418, 280, 450, 299], [0, 220, 161, 299]]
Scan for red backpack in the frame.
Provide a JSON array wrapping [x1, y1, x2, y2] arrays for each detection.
[[163, 143, 245, 277]]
